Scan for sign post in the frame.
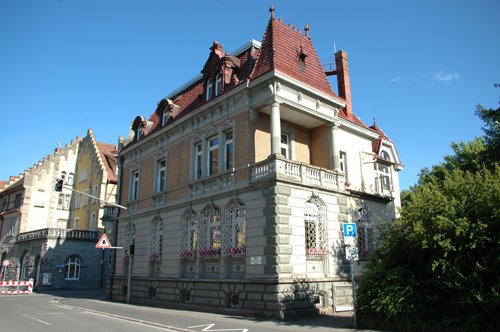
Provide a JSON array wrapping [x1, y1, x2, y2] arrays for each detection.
[[343, 223, 358, 328]]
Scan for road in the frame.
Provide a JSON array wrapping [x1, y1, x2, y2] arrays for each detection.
[[0, 289, 365, 332]]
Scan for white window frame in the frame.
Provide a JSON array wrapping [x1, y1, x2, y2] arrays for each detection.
[[206, 79, 213, 101], [67, 172, 74, 185], [215, 73, 222, 96], [340, 151, 348, 177], [90, 213, 97, 230], [65, 256, 80, 280], [156, 158, 167, 193], [92, 185, 98, 204], [194, 142, 203, 180], [207, 136, 219, 176], [82, 189, 89, 207], [75, 193, 81, 209], [224, 130, 234, 171], [280, 133, 289, 159], [131, 170, 140, 201]]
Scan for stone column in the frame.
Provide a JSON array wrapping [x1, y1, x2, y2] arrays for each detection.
[[270, 101, 281, 155], [328, 121, 341, 171]]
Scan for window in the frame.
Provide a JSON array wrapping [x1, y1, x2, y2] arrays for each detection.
[[180, 209, 197, 258], [14, 193, 22, 208], [92, 185, 98, 204], [131, 171, 139, 201], [34, 189, 45, 207], [149, 216, 163, 263], [340, 151, 348, 177], [57, 219, 67, 228], [61, 171, 67, 181], [75, 193, 81, 209], [156, 158, 167, 192], [280, 133, 289, 158], [194, 142, 203, 180], [304, 197, 328, 259], [67, 172, 74, 185], [207, 136, 219, 176], [162, 109, 169, 126], [57, 193, 71, 210], [374, 161, 391, 194], [90, 213, 97, 230], [20, 255, 29, 279], [206, 79, 213, 101], [74, 218, 79, 229], [80, 168, 88, 182], [224, 130, 234, 171], [65, 256, 80, 280], [199, 205, 221, 258], [215, 73, 222, 96], [223, 200, 246, 257], [82, 189, 89, 207], [136, 126, 142, 141]]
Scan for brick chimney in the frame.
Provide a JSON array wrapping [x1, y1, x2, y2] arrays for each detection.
[[335, 50, 352, 119]]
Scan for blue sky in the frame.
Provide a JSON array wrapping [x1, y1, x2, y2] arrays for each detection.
[[1, 0, 499, 190]]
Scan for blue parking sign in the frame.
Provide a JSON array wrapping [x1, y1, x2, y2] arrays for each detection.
[[343, 223, 357, 237]]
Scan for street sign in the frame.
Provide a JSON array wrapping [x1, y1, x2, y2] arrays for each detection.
[[343, 223, 357, 237], [2, 260, 10, 267], [96, 234, 112, 249]]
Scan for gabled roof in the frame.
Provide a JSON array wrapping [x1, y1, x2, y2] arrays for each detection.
[[250, 16, 338, 99], [86, 129, 117, 183]]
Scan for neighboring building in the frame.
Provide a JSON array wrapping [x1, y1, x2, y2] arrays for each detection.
[[69, 129, 118, 232], [0, 133, 116, 290], [108, 9, 403, 318]]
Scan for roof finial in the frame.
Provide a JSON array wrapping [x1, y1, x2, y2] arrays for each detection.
[[373, 117, 377, 126], [269, 4, 275, 19], [304, 23, 310, 38]]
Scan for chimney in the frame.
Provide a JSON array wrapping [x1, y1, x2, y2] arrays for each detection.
[[335, 50, 352, 119]]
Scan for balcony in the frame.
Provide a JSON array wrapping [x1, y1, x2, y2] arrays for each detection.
[[250, 155, 345, 191], [16, 228, 97, 242]]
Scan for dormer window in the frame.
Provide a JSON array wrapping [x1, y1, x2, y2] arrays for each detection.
[[136, 127, 142, 141], [215, 73, 222, 97], [162, 108, 169, 126], [206, 79, 213, 101]]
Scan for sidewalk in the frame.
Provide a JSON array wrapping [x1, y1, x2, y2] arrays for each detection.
[[40, 289, 364, 332]]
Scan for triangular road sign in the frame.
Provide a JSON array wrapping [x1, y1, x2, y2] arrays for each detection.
[[96, 233, 112, 249]]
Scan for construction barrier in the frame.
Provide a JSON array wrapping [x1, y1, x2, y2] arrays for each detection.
[[0, 278, 34, 295]]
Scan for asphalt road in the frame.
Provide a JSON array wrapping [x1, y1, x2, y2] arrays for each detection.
[[0, 289, 368, 332]]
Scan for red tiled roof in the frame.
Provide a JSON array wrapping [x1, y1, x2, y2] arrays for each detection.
[[96, 142, 118, 183], [251, 18, 338, 99]]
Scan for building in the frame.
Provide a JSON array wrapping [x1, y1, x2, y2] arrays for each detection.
[[69, 129, 118, 232], [1, 131, 117, 290], [108, 9, 403, 318]]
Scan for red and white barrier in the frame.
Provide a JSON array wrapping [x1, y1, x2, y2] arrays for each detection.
[[0, 278, 34, 295]]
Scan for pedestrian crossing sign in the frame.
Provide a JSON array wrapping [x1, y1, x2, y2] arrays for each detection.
[[96, 234, 112, 249]]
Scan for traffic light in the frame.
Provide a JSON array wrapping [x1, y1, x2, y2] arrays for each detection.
[[55, 179, 64, 192]]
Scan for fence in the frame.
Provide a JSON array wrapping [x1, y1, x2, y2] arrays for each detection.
[[0, 279, 34, 295]]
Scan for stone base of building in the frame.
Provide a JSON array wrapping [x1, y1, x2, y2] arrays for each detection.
[[107, 276, 353, 319]]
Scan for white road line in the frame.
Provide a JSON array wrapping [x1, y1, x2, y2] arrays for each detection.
[[188, 323, 248, 332], [23, 314, 52, 326]]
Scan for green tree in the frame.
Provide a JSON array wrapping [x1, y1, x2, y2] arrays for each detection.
[[358, 107, 500, 331]]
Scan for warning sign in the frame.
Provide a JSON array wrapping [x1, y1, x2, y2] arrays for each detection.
[[96, 234, 112, 249]]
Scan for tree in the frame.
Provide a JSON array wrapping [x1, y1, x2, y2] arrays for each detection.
[[357, 107, 500, 331]]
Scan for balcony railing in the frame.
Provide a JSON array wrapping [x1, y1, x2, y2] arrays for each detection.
[[250, 156, 345, 190], [16, 228, 97, 242]]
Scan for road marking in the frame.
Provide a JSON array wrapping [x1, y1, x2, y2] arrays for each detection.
[[188, 323, 248, 332], [23, 314, 52, 326]]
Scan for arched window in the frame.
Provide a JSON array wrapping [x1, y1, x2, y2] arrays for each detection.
[[61, 171, 67, 181], [20, 253, 29, 279], [65, 256, 80, 280], [180, 209, 197, 258], [162, 108, 169, 126], [304, 196, 328, 259], [215, 72, 222, 96], [199, 205, 221, 258], [67, 172, 74, 185], [223, 200, 246, 257], [149, 216, 163, 263]]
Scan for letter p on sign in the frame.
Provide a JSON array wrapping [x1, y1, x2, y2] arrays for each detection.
[[343, 223, 357, 237]]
